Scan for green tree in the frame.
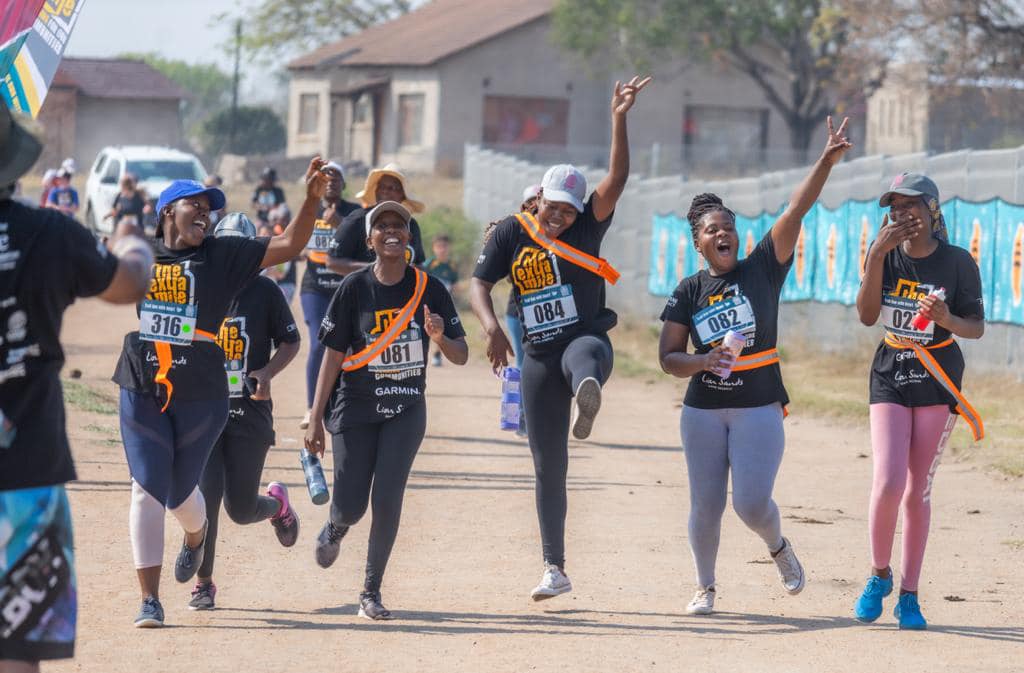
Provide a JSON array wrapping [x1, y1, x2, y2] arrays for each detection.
[[199, 105, 286, 157], [554, 0, 888, 159], [227, 0, 413, 61]]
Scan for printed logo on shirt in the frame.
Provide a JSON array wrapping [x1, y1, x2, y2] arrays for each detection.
[[511, 247, 557, 294], [370, 308, 401, 335], [891, 279, 935, 300], [148, 262, 196, 305], [216, 317, 250, 370]]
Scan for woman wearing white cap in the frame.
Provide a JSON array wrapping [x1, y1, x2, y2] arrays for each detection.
[[297, 161, 362, 429], [305, 201, 467, 620], [471, 75, 650, 600]]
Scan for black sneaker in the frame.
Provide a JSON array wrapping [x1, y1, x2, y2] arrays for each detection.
[[174, 522, 208, 583], [188, 581, 216, 610], [315, 521, 347, 568], [134, 596, 165, 628], [358, 591, 394, 620]]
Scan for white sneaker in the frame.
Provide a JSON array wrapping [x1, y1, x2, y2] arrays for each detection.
[[772, 537, 805, 595], [530, 563, 572, 601], [570, 377, 601, 440], [299, 410, 311, 430], [685, 586, 716, 615]]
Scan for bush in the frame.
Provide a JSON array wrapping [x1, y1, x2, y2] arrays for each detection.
[[416, 206, 482, 277], [200, 105, 286, 157]]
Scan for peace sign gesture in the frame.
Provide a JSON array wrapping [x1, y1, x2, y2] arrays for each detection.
[[821, 115, 853, 166], [611, 75, 652, 116]]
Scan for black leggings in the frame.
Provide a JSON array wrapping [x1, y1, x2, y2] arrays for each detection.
[[521, 334, 613, 567], [198, 431, 280, 579], [329, 402, 427, 593]]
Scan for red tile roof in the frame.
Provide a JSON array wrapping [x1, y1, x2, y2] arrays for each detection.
[[55, 57, 187, 100], [289, 0, 553, 69]]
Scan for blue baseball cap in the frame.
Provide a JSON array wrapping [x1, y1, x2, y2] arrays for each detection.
[[156, 179, 226, 217]]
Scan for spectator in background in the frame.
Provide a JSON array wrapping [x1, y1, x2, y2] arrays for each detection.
[[251, 167, 286, 224], [107, 174, 146, 227], [46, 169, 79, 217], [204, 174, 226, 225], [39, 167, 57, 207], [265, 204, 297, 303], [423, 234, 460, 367], [60, 157, 77, 176]]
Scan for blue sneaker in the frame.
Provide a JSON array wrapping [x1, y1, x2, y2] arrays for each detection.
[[134, 596, 164, 628], [894, 593, 927, 630], [855, 574, 893, 623]]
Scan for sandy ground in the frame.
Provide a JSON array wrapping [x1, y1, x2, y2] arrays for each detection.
[[47, 292, 1023, 673]]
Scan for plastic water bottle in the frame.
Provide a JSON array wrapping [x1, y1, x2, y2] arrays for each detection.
[[499, 366, 522, 431], [299, 449, 329, 505], [712, 330, 747, 379], [910, 287, 946, 331]]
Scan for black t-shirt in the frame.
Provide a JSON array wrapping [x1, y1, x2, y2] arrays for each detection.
[[217, 275, 300, 444], [474, 196, 616, 356], [660, 232, 793, 409], [0, 201, 118, 490], [113, 192, 146, 222], [318, 265, 465, 433], [330, 207, 427, 269], [112, 236, 269, 402], [300, 199, 361, 296], [868, 240, 984, 411], [252, 186, 286, 219]]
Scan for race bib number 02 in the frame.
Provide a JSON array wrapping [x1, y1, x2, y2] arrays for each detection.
[[139, 300, 196, 345], [692, 295, 756, 346], [880, 295, 934, 342], [522, 285, 579, 335], [368, 328, 425, 375]]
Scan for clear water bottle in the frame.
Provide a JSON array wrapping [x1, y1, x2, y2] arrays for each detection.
[[711, 330, 747, 379], [499, 366, 522, 431], [299, 449, 329, 505]]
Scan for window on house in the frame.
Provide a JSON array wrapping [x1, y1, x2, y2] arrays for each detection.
[[482, 96, 569, 146], [398, 94, 425, 147], [299, 93, 319, 135], [354, 94, 371, 124], [683, 105, 769, 159]]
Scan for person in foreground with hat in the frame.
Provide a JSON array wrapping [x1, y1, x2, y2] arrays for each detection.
[[853, 172, 985, 630], [185, 212, 302, 611], [304, 201, 467, 620], [111, 157, 328, 628], [297, 161, 361, 429], [0, 105, 151, 671], [658, 117, 852, 617], [470, 76, 650, 601]]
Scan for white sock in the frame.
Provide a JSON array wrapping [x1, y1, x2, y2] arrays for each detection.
[[129, 480, 165, 569]]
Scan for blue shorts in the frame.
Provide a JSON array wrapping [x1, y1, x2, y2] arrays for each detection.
[[0, 485, 76, 662]]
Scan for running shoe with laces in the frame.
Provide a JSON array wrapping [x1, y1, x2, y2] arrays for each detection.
[[854, 572, 893, 623], [771, 537, 805, 595], [188, 581, 217, 610], [300, 410, 311, 429], [315, 520, 348, 568], [358, 591, 395, 620], [174, 522, 208, 583], [570, 377, 602, 440], [685, 586, 716, 615], [530, 563, 572, 601], [894, 592, 927, 630], [134, 596, 165, 628], [267, 481, 299, 547]]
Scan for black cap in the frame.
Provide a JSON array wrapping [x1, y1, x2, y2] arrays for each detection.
[[879, 172, 940, 207]]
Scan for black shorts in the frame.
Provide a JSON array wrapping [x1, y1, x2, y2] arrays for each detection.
[[0, 485, 76, 662]]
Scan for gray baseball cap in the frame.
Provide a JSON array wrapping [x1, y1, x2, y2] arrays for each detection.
[[214, 212, 257, 239], [879, 172, 940, 207]]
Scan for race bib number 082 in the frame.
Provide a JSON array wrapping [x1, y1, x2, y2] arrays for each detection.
[[139, 300, 196, 345], [522, 285, 579, 335], [692, 295, 756, 346]]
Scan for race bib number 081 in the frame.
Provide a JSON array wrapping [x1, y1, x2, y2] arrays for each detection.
[[368, 328, 425, 375], [522, 285, 579, 335], [692, 295, 756, 346], [139, 300, 196, 345], [881, 295, 934, 341]]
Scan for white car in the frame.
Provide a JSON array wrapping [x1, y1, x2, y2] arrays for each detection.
[[84, 146, 208, 234]]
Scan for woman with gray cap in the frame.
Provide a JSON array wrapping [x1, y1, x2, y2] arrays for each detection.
[[112, 158, 328, 628], [304, 201, 467, 620], [470, 75, 650, 601], [854, 172, 985, 630], [186, 213, 302, 611]]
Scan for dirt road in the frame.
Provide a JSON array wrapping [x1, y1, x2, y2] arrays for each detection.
[[50, 294, 1023, 673]]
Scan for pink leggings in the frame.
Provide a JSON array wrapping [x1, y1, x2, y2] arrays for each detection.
[[868, 403, 956, 592]]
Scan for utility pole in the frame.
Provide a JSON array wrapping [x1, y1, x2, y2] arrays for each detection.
[[229, 19, 242, 153]]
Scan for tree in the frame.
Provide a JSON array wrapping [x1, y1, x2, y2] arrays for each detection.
[[227, 0, 414, 61], [199, 105, 286, 157], [120, 52, 232, 132], [553, 0, 890, 159]]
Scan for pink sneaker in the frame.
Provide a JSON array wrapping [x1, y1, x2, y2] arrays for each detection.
[[267, 481, 299, 547]]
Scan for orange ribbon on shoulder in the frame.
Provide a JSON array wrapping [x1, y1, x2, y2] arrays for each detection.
[[342, 267, 428, 372], [514, 212, 620, 285]]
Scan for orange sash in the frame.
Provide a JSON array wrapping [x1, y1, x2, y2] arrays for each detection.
[[726, 347, 788, 417], [342, 267, 428, 372], [514, 212, 620, 284], [154, 328, 218, 413]]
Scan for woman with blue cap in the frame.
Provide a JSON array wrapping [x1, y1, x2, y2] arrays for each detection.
[[112, 157, 328, 628]]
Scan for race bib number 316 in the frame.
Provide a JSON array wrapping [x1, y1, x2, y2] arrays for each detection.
[[139, 300, 196, 345]]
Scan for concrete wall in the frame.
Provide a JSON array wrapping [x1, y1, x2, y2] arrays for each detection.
[[34, 86, 78, 174], [73, 97, 183, 170], [286, 73, 332, 159], [464, 143, 1024, 374]]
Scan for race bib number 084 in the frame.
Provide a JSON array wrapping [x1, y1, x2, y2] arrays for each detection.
[[692, 295, 756, 346], [139, 300, 196, 345], [522, 285, 579, 335]]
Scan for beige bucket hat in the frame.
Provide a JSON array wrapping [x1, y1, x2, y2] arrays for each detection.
[[355, 163, 425, 213]]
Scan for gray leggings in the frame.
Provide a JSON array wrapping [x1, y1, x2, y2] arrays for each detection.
[[680, 403, 786, 588]]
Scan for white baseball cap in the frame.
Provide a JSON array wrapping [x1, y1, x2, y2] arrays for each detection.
[[365, 200, 411, 237], [540, 164, 586, 212], [522, 184, 541, 202]]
